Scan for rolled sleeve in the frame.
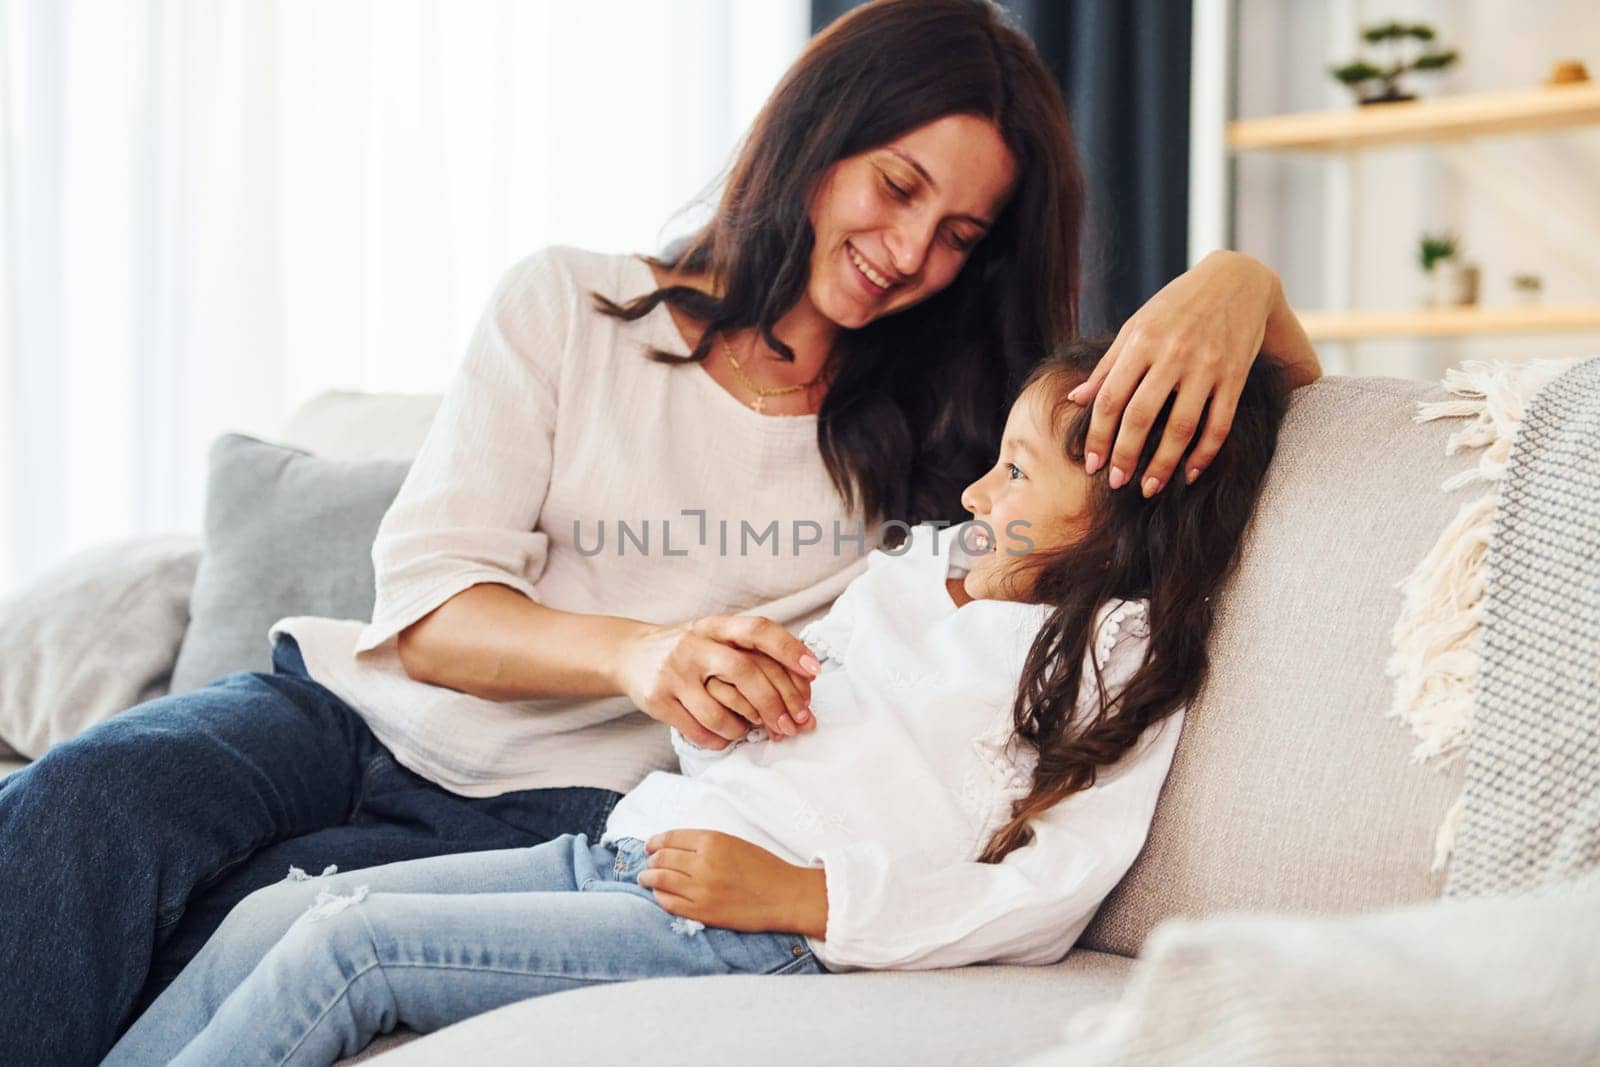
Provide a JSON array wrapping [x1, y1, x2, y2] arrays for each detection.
[[670, 725, 768, 777], [353, 248, 572, 657]]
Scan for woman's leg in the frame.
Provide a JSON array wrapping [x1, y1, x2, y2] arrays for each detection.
[[0, 636, 379, 1066], [107, 835, 599, 1065], [163, 837, 822, 1067], [140, 748, 623, 1009]]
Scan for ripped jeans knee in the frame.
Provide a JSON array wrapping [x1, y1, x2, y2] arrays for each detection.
[[284, 864, 370, 921], [668, 915, 706, 937]]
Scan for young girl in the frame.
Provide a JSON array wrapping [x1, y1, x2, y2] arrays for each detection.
[[108, 340, 1291, 1065]]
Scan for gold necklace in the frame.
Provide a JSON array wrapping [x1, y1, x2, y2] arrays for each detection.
[[718, 331, 822, 414]]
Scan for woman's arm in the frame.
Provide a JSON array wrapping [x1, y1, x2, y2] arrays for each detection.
[[398, 583, 640, 700], [399, 585, 818, 747], [1253, 255, 1322, 390], [1067, 250, 1320, 498]]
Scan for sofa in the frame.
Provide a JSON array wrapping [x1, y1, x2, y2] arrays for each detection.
[[0, 371, 1488, 1064]]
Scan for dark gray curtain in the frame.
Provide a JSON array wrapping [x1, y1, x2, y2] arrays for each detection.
[[809, 0, 1191, 333]]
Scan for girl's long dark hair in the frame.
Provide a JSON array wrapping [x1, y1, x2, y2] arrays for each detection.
[[588, 0, 1086, 528], [977, 339, 1292, 863]]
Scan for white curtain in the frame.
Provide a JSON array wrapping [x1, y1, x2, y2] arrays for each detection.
[[0, 0, 809, 592]]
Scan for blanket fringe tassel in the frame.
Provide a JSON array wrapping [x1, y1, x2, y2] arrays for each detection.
[[1385, 357, 1579, 871]]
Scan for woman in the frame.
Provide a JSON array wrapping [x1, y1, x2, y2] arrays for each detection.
[[0, 1, 1318, 1062]]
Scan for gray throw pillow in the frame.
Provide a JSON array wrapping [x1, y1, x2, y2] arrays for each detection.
[[169, 433, 411, 693], [0, 534, 201, 758]]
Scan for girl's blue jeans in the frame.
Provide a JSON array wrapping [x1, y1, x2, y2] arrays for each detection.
[[0, 634, 623, 1066], [106, 832, 827, 1065]]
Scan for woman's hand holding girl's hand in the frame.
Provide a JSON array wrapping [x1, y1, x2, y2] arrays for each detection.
[[614, 614, 820, 747], [1067, 250, 1316, 497], [639, 829, 828, 938]]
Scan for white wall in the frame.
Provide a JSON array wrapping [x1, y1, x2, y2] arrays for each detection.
[[1232, 0, 1600, 379]]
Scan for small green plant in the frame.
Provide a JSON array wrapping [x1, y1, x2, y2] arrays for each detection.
[[1331, 21, 1459, 105], [1419, 233, 1458, 273]]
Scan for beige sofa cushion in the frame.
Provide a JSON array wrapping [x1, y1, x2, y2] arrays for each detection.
[[367, 950, 1134, 1067], [1082, 376, 1475, 956], [275, 390, 441, 461]]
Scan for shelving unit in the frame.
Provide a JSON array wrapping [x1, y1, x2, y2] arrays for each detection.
[[1226, 80, 1600, 356], [1229, 82, 1600, 152], [1297, 304, 1600, 342]]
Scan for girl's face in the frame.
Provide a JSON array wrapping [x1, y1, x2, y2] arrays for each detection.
[[805, 114, 1018, 329], [959, 377, 1096, 601]]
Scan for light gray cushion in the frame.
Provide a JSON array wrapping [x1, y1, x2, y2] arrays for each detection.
[[0, 534, 200, 759], [366, 951, 1134, 1067], [168, 434, 410, 693], [1081, 376, 1476, 957]]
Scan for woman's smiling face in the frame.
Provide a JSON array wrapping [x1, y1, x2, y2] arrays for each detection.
[[805, 113, 1018, 328], [959, 376, 1097, 601]]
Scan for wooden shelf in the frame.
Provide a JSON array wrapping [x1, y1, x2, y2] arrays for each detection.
[[1229, 83, 1600, 152], [1297, 304, 1600, 341]]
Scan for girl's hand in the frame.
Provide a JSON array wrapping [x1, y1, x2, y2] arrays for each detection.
[[639, 829, 828, 937], [706, 676, 810, 739], [1067, 250, 1316, 497], [614, 615, 819, 747]]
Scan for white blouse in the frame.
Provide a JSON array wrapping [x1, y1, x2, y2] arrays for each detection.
[[600, 522, 1185, 972]]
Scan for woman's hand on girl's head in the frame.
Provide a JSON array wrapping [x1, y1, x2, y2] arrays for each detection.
[[1066, 251, 1293, 498], [639, 828, 828, 937], [612, 615, 819, 746]]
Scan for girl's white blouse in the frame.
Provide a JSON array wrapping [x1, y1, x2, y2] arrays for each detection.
[[601, 522, 1185, 973]]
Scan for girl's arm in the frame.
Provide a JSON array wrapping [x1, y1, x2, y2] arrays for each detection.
[[639, 627, 1183, 958], [800, 708, 1183, 970], [670, 721, 767, 774], [638, 827, 825, 934]]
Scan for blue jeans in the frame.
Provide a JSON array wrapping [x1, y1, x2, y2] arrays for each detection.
[[0, 634, 623, 1067], [106, 832, 826, 1065]]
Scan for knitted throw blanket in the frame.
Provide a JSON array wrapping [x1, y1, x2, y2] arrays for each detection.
[[1444, 354, 1600, 898]]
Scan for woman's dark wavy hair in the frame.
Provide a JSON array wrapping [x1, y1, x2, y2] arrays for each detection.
[[588, 0, 1086, 528], [976, 339, 1293, 864]]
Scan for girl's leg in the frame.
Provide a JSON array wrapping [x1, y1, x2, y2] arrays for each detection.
[[168, 841, 820, 1067], [106, 833, 601, 1065]]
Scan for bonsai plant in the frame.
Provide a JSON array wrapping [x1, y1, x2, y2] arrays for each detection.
[[1419, 232, 1458, 274], [1331, 21, 1459, 105]]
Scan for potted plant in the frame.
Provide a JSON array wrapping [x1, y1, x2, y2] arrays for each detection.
[[1419, 232, 1477, 307], [1331, 21, 1459, 105]]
